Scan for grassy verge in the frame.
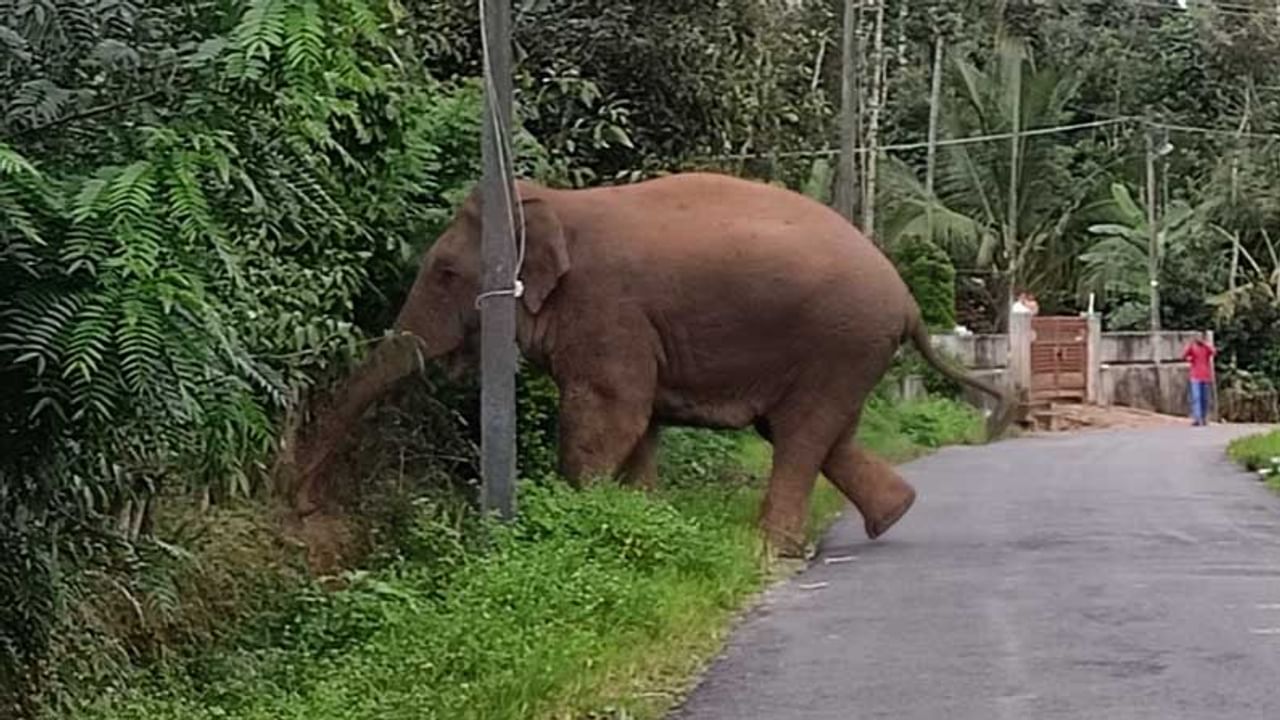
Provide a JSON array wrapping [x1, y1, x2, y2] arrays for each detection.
[[70, 397, 982, 720], [1227, 428, 1280, 491]]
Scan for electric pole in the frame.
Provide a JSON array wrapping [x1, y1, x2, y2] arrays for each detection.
[[1144, 120, 1162, 332], [924, 31, 944, 242], [480, 0, 518, 520], [835, 0, 861, 222]]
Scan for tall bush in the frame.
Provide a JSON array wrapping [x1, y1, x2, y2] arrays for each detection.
[[891, 235, 957, 330]]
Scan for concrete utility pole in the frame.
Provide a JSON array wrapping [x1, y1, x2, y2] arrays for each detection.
[[835, 0, 861, 222], [1144, 121, 1162, 332], [862, 0, 886, 240], [479, 0, 517, 519], [1143, 117, 1165, 405], [924, 32, 944, 241]]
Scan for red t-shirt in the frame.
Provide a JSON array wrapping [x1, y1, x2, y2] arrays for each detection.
[[1183, 341, 1216, 382]]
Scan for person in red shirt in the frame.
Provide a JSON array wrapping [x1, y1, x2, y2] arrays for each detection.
[[1182, 331, 1216, 426]]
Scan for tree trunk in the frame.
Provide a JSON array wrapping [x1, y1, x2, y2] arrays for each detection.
[[835, 0, 862, 221], [1229, 83, 1252, 293], [810, 32, 827, 93], [895, 0, 910, 69], [862, 0, 886, 240], [1230, 160, 1240, 294], [1004, 52, 1022, 327], [924, 32, 944, 242]]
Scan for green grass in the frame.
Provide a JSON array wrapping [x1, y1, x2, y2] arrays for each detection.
[[858, 395, 987, 462], [70, 397, 983, 720], [1227, 428, 1280, 491]]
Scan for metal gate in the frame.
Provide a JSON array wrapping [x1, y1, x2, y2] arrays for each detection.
[[1030, 316, 1088, 401]]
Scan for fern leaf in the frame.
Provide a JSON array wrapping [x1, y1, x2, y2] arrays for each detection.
[[63, 295, 114, 386], [284, 0, 325, 73], [0, 144, 41, 179], [71, 171, 114, 223], [229, 0, 288, 80], [116, 288, 166, 396]]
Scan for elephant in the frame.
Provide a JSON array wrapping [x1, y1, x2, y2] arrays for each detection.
[[283, 172, 1011, 556]]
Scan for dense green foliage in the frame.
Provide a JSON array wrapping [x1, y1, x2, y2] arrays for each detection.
[[891, 235, 957, 329], [65, 397, 979, 720], [1, 1, 485, 711], [6, 0, 1280, 716]]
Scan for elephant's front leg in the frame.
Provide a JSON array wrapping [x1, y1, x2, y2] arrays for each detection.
[[757, 408, 846, 557], [758, 439, 827, 558], [557, 380, 654, 487]]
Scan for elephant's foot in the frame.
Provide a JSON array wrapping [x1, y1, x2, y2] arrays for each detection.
[[759, 519, 809, 559], [758, 494, 811, 559], [822, 442, 918, 541], [863, 483, 916, 540]]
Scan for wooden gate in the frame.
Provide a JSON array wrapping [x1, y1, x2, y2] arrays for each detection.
[[1030, 316, 1088, 401]]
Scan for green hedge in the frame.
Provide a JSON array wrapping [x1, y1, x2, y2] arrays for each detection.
[[891, 236, 957, 331]]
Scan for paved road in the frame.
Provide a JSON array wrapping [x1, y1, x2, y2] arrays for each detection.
[[673, 425, 1280, 720]]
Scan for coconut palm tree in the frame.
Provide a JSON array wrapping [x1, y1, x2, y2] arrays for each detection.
[[880, 35, 1100, 325]]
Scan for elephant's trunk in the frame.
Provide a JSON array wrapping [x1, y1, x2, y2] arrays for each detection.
[[281, 333, 426, 515], [904, 312, 1014, 441]]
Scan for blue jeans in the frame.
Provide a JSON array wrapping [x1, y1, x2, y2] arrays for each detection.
[[1189, 380, 1210, 425]]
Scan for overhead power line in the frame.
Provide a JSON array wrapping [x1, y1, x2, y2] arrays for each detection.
[[694, 117, 1135, 163], [1102, 0, 1280, 20], [693, 111, 1280, 165], [1072, 104, 1280, 140]]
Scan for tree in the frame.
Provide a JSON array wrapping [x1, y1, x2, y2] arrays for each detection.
[[1079, 182, 1198, 329], [881, 35, 1094, 324]]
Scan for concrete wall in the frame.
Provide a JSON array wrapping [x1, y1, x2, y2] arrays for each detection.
[[931, 333, 1010, 370], [1099, 331, 1205, 365], [927, 333, 1010, 414], [958, 368, 1010, 414], [1099, 363, 1192, 416], [1096, 330, 1210, 417], [927, 324, 1206, 418]]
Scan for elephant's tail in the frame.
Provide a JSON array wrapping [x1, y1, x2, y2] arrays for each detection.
[[904, 313, 1014, 442]]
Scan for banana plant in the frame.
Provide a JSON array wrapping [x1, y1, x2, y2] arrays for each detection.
[[1078, 181, 1198, 319]]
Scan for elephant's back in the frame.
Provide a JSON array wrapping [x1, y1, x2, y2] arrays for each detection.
[[561, 172, 910, 308], [555, 173, 914, 371]]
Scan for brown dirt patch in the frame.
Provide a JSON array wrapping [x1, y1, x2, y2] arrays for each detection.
[[1025, 403, 1189, 433], [279, 509, 369, 582]]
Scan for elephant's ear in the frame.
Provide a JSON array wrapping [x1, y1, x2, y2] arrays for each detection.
[[519, 197, 571, 314]]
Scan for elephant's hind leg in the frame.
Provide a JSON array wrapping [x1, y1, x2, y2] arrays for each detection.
[[822, 435, 917, 540], [618, 423, 660, 490]]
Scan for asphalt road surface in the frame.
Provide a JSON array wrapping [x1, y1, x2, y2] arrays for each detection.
[[672, 425, 1280, 720]]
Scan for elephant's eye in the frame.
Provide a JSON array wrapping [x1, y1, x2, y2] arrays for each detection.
[[438, 266, 458, 283]]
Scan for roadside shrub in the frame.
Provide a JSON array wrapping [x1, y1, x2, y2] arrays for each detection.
[[516, 366, 562, 482], [1227, 429, 1280, 492], [858, 395, 983, 462], [881, 350, 966, 400], [891, 236, 957, 330], [895, 398, 986, 448], [504, 482, 719, 575], [1228, 429, 1280, 472], [658, 429, 749, 487]]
